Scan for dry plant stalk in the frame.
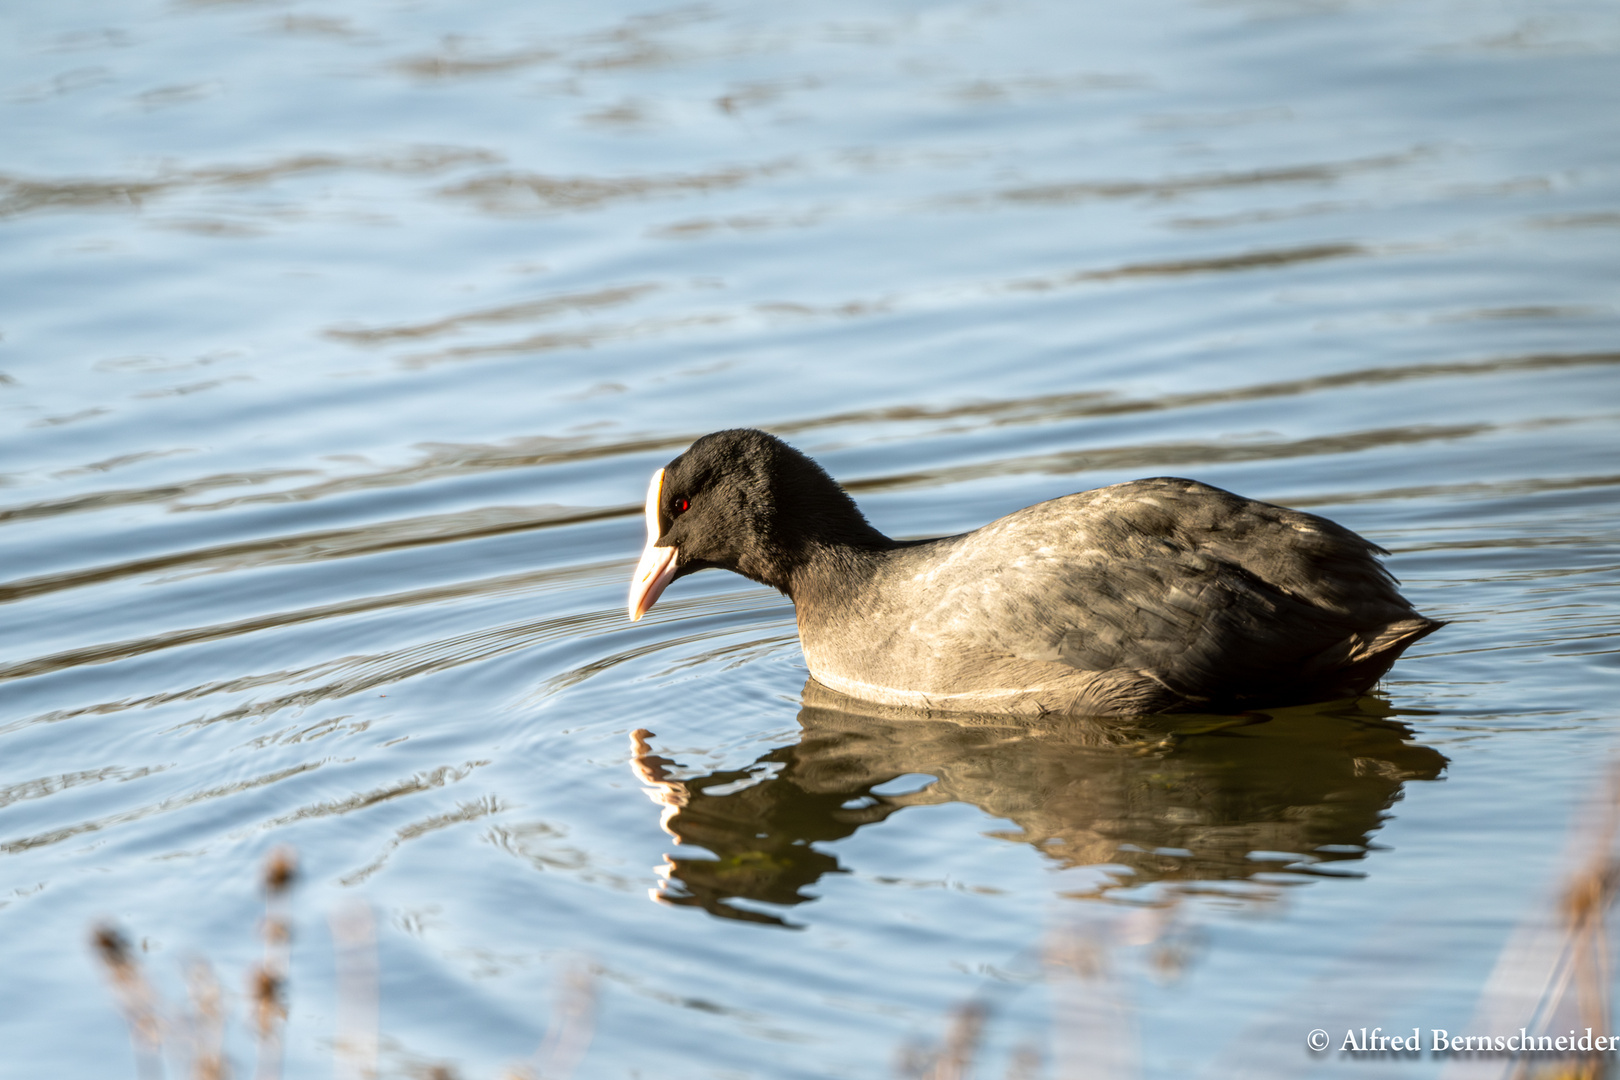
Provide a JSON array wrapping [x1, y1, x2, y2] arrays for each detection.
[[931, 1002, 989, 1080], [1557, 819, 1618, 1080], [1504, 771, 1620, 1080], [94, 844, 604, 1080], [505, 963, 599, 1080], [184, 959, 230, 1080], [252, 847, 297, 1080], [1045, 911, 1151, 1080], [1445, 767, 1620, 1080], [92, 924, 166, 1080], [329, 900, 379, 1080], [894, 1001, 992, 1080]]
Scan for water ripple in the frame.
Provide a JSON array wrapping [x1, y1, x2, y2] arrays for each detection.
[[0, 147, 501, 220]]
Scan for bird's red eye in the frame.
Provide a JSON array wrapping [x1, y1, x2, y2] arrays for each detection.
[[673, 498, 690, 515]]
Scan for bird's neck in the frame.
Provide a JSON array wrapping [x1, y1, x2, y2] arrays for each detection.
[[778, 531, 894, 605], [732, 455, 897, 598]]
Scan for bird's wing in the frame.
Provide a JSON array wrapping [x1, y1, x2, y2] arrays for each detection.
[[925, 479, 1418, 704]]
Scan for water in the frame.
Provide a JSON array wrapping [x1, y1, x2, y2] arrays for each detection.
[[2, 0, 1618, 1076]]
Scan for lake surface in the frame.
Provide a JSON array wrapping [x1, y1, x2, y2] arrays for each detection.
[[3, 0, 1619, 1076]]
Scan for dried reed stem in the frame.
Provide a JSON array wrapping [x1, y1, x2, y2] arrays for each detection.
[[92, 924, 167, 1080], [931, 1002, 988, 1080], [1450, 767, 1620, 1080], [329, 901, 378, 1080], [506, 963, 598, 1080], [251, 847, 297, 1080], [183, 958, 230, 1080]]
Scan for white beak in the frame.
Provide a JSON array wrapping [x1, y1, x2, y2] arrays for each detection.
[[628, 468, 678, 621]]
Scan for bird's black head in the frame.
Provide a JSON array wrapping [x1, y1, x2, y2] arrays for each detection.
[[627, 429, 884, 619]]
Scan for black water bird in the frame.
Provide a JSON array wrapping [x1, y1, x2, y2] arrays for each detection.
[[627, 429, 1443, 716]]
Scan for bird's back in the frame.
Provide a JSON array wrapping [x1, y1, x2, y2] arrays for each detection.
[[796, 478, 1442, 715]]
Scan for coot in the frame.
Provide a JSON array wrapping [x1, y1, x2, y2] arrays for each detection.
[[627, 429, 1442, 716]]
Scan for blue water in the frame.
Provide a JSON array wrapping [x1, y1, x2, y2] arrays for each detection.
[[2, 0, 1619, 1076]]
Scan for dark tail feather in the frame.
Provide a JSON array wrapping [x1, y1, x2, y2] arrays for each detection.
[[1308, 616, 1447, 699]]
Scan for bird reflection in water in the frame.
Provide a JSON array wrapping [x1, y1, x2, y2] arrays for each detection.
[[629, 682, 1446, 927]]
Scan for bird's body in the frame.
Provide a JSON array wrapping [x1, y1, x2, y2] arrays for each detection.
[[628, 429, 1442, 717]]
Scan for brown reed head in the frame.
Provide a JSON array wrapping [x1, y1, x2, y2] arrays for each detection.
[[93, 924, 134, 972], [264, 847, 298, 897]]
